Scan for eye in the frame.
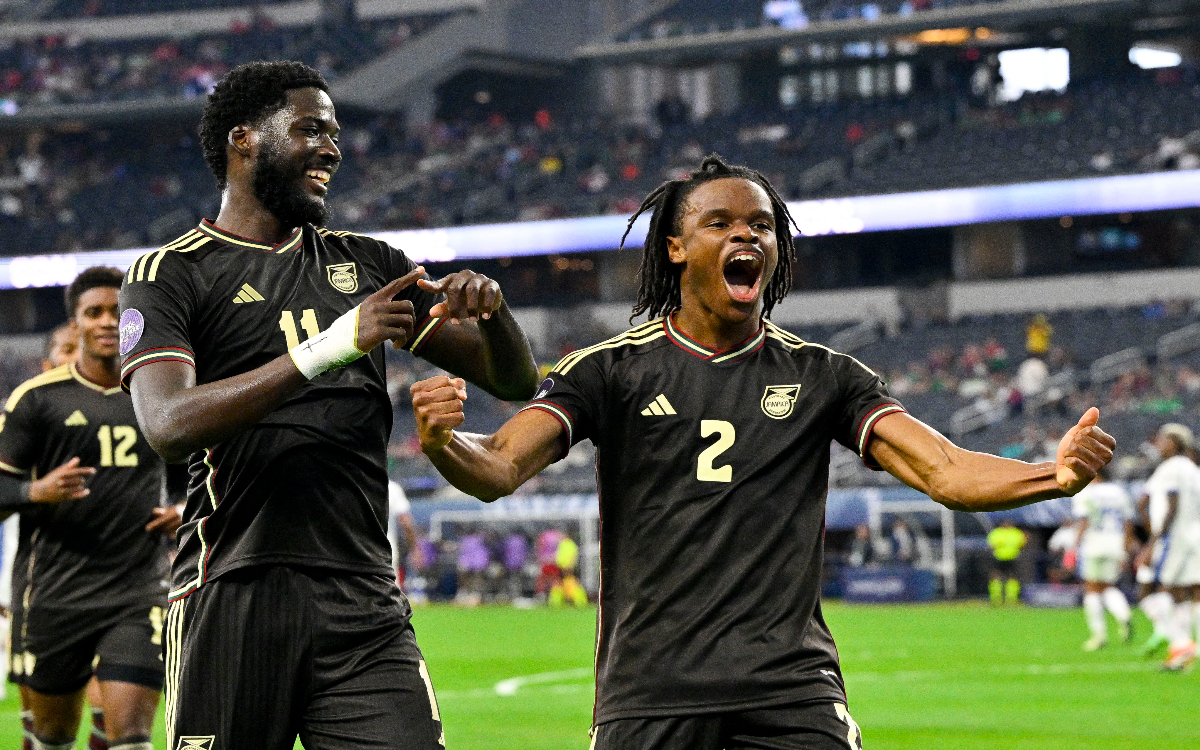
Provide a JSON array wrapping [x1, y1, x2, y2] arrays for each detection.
[[755, 223, 774, 231], [707, 221, 728, 229]]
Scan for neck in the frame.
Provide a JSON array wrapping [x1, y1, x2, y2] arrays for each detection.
[[672, 300, 761, 352], [75, 351, 120, 389], [213, 183, 293, 245]]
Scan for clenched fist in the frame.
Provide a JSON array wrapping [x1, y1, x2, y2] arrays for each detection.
[[411, 376, 468, 453], [1055, 408, 1116, 495]]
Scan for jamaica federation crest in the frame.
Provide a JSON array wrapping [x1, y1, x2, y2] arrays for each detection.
[[327, 263, 358, 293], [761, 384, 801, 419]]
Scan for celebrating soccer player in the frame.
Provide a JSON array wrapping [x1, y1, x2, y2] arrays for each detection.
[[0, 267, 183, 750], [410, 155, 1116, 750], [119, 61, 538, 748]]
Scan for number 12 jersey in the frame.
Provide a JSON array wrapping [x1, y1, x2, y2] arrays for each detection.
[[521, 314, 906, 724]]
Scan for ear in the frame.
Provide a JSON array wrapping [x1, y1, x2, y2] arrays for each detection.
[[666, 235, 687, 265], [228, 125, 257, 158]]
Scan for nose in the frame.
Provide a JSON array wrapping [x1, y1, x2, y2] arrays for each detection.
[[318, 134, 341, 165], [729, 220, 757, 244], [100, 308, 119, 327]]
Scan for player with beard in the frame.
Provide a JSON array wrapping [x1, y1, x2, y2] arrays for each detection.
[[410, 155, 1117, 750], [0, 268, 182, 750], [119, 61, 538, 749]]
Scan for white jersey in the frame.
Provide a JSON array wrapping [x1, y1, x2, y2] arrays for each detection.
[[1071, 482, 1132, 558], [1143, 455, 1199, 536], [387, 480, 412, 569]]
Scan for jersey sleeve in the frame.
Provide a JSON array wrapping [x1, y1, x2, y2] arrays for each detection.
[[0, 388, 43, 476], [515, 351, 607, 455], [379, 241, 445, 356], [119, 250, 198, 391], [828, 352, 906, 469]]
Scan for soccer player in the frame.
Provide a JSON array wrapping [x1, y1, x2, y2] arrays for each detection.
[[1069, 468, 1134, 650], [1140, 424, 1200, 671], [0, 267, 182, 750], [410, 155, 1116, 749], [119, 61, 537, 748], [987, 520, 1026, 605]]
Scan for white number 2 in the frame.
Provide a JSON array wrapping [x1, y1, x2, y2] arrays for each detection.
[[696, 420, 735, 483]]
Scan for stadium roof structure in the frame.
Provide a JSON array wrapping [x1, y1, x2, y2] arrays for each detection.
[[1, 168, 1197, 290], [576, 0, 1172, 63]]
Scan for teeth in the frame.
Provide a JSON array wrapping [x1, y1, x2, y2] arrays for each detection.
[[730, 252, 761, 264], [306, 170, 330, 184]]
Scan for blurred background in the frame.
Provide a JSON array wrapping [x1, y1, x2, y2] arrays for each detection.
[[0, 0, 1197, 747]]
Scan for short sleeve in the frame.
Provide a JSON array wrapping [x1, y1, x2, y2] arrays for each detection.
[[119, 251, 197, 391], [381, 243, 444, 355], [515, 352, 607, 455], [0, 389, 42, 476], [828, 352, 906, 469]]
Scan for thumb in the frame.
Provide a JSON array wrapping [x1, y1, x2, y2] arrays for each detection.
[[417, 277, 445, 293], [1076, 407, 1099, 429]]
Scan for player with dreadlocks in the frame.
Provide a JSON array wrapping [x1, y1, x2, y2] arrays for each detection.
[[411, 154, 1116, 749]]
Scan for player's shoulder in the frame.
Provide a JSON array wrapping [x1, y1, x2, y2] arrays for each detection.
[[316, 226, 390, 253], [765, 321, 878, 375], [4, 364, 73, 412], [551, 319, 669, 375], [123, 227, 222, 287]]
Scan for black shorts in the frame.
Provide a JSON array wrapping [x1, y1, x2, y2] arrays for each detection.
[[165, 566, 444, 750], [591, 701, 864, 750], [992, 558, 1018, 578], [9, 600, 166, 695]]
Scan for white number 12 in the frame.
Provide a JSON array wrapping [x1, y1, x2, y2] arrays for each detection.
[[697, 420, 735, 482]]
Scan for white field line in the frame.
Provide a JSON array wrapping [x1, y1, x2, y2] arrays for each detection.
[[437, 661, 1164, 700]]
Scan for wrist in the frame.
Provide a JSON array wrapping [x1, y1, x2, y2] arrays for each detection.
[[289, 305, 366, 379], [420, 431, 454, 456]]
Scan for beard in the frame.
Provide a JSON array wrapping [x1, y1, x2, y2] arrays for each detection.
[[251, 140, 332, 228]]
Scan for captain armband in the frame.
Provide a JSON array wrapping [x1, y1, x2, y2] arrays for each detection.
[[289, 305, 367, 380]]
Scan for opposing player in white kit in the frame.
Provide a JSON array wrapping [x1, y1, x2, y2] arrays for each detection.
[[1070, 469, 1134, 651], [1137, 424, 1200, 671]]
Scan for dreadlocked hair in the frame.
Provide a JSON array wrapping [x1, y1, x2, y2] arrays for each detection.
[[623, 153, 798, 324], [199, 61, 329, 190]]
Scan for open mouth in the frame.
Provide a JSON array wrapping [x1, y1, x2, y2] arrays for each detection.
[[722, 248, 764, 304], [305, 168, 332, 194]]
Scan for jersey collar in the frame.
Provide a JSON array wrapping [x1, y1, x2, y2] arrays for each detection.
[[663, 313, 766, 365], [70, 363, 123, 396], [197, 219, 303, 254]]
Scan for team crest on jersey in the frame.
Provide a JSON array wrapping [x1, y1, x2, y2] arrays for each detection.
[[534, 377, 554, 399], [761, 384, 801, 419], [327, 263, 358, 293], [176, 737, 215, 750]]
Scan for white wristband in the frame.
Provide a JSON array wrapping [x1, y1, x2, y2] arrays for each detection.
[[289, 305, 367, 379]]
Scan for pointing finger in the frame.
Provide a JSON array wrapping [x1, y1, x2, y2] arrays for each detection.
[[373, 266, 425, 301]]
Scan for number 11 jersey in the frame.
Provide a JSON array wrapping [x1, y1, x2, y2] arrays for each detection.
[[521, 314, 906, 724], [119, 220, 442, 602]]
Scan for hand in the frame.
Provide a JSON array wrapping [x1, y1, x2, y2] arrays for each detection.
[[418, 270, 503, 323], [145, 504, 184, 538], [357, 266, 424, 352], [411, 376, 468, 453], [28, 457, 95, 503], [1055, 408, 1116, 495]]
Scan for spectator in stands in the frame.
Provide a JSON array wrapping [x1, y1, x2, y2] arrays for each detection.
[[891, 520, 916, 564], [987, 520, 1027, 605], [1026, 313, 1054, 355]]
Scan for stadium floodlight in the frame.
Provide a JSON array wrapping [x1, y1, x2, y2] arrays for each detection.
[[2, 169, 1199, 289], [998, 47, 1069, 101], [1129, 44, 1182, 70]]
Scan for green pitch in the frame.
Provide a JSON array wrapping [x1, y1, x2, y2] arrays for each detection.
[[1, 602, 1194, 748]]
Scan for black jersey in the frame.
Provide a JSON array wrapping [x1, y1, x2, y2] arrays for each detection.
[[0, 364, 171, 609], [118, 220, 443, 602], [521, 315, 906, 724]]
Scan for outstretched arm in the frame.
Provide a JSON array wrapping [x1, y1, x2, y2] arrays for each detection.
[[132, 269, 427, 463], [868, 407, 1115, 512], [414, 271, 539, 402], [412, 376, 565, 502]]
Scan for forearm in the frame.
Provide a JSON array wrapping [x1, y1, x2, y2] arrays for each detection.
[[473, 304, 539, 400], [425, 431, 524, 503], [134, 355, 306, 463], [0, 473, 30, 510], [921, 450, 1062, 512]]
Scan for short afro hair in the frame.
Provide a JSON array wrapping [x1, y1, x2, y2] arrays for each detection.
[[65, 266, 124, 317], [199, 61, 329, 190]]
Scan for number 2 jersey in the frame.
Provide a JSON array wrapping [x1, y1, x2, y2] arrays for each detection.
[[521, 315, 906, 724], [0, 363, 170, 609], [118, 221, 443, 601]]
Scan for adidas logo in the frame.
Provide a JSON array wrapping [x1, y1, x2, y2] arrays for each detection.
[[64, 410, 87, 426], [640, 394, 676, 416], [232, 283, 265, 304], [177, 738, 215, 750]]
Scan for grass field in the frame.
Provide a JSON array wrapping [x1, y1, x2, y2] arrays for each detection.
[[1, 602, 1195, 749]]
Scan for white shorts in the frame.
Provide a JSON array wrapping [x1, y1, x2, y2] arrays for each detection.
[[1136, 540, 1165, 585], [1080, 554, 1123, 585], [1158, 534, 1200, 587]]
